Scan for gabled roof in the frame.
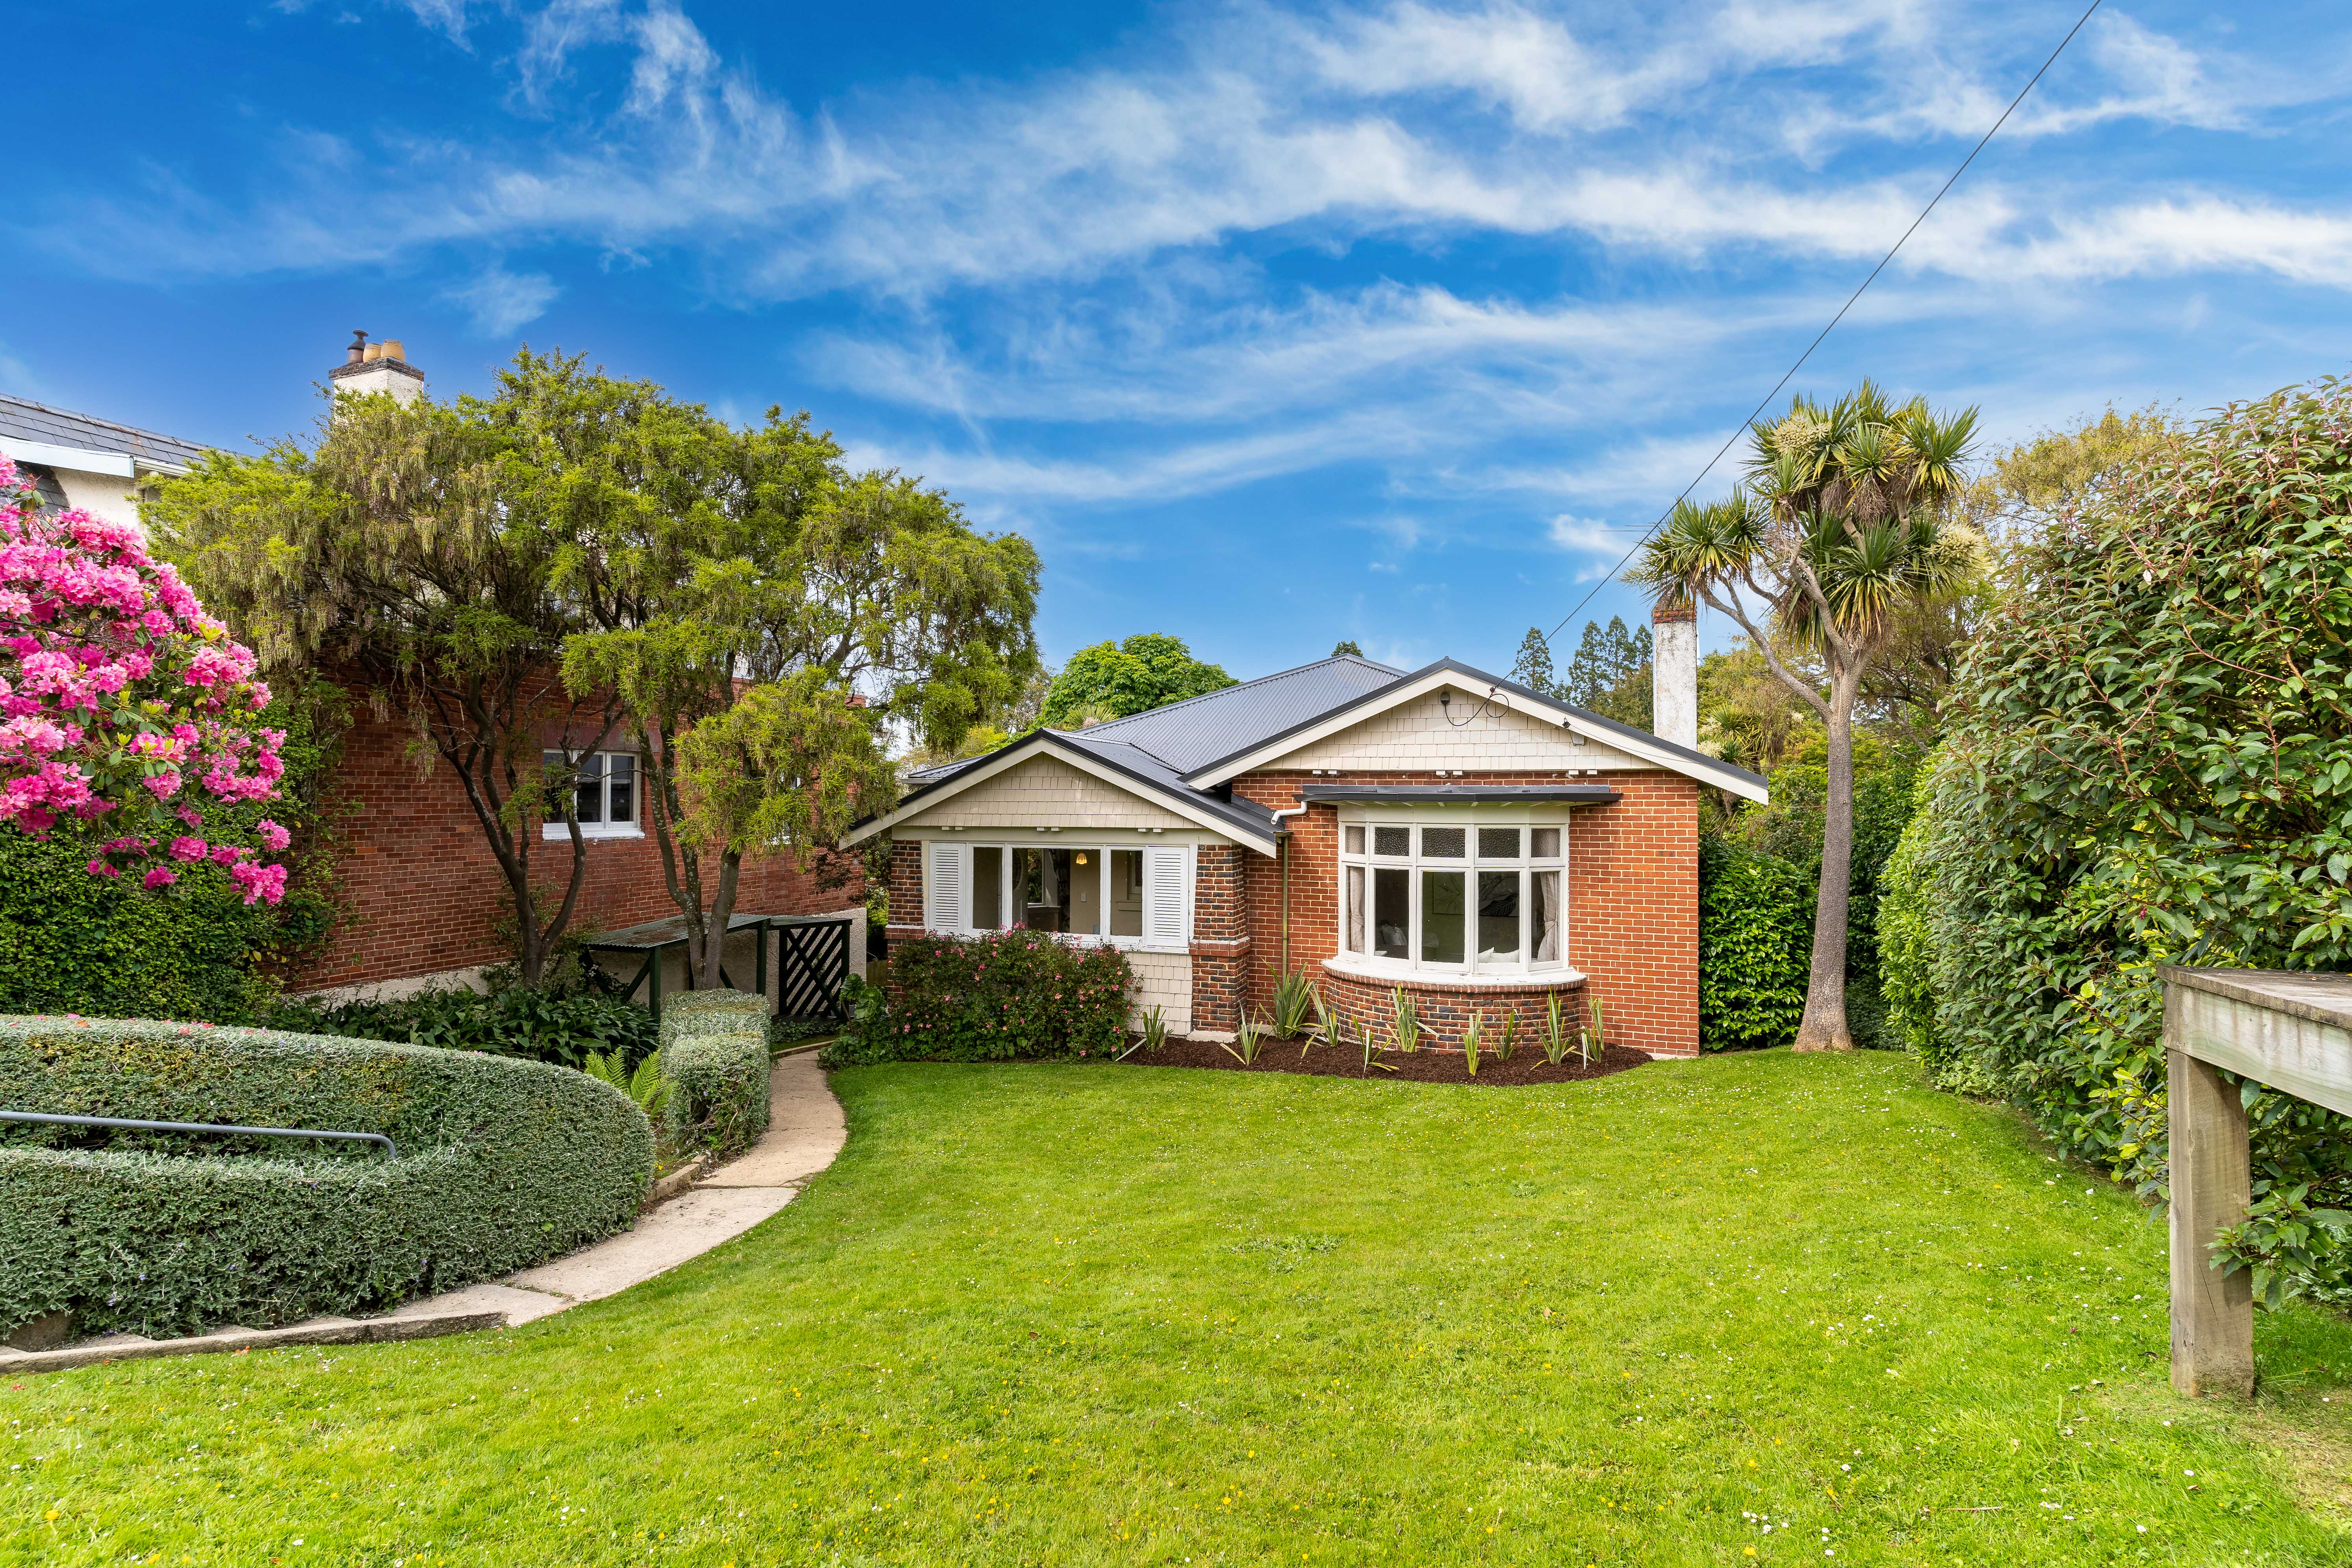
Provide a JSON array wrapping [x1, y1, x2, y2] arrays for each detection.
[[847, 650, 1766, 851], [0, 392, 211, 476]]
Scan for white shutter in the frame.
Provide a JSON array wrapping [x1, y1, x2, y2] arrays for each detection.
[[1144, 846, 1189, 948], [925, 842, 964, 932]]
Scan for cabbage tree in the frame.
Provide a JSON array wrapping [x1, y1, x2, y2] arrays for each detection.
[[1636, 382, 1976, 1050]]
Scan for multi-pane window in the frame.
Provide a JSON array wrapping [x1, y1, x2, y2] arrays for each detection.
[[1338, 816, 1566, 974], [926, 839, 1188, 949], [542, 751, 640, 839]]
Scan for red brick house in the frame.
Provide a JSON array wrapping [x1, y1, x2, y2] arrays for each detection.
[[1, 347, 867, 1004], [845, 621, 1763, 1057]]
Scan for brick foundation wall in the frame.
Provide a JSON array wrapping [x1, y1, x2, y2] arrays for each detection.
[[1314, 963, 1587, 1051], [1229, 769, 1699, 1056], [293, 708, 866, 992]]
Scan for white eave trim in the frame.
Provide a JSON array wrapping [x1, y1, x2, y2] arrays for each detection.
[[1185, 666, 1770, 804], [0, 436, 189, 481], [841, 734, 1274, 854]]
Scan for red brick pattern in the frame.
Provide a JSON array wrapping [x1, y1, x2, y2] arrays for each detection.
[[1314, 963, 1586, 1051], [1189, 844, 1250, 1033], [886, 838, 926, 945], [295, 709, 866, 991], [1224, 769, 1699, 1056]]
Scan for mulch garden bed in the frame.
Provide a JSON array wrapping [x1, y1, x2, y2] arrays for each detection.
[[1121, 1035, 1651, 1086]]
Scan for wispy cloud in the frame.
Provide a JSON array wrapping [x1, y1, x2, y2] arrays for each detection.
[[438, 262, 562, 336]]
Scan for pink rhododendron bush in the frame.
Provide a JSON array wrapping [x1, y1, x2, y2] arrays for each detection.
[[0, 459, 290, 903]]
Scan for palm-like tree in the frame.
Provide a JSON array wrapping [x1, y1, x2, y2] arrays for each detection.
[[1636, 381, 1977, 1051]]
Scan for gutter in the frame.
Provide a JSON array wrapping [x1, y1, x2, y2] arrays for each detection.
[[1270, 802, 1310, 982]]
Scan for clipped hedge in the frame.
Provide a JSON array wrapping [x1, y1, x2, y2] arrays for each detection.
[[0, 1015, 653, 1339], [267, 984, 656, 1070], [658, 991, 771, 1157], [1696, 837, 1811, 1050], [825, 929, 1132, 1065]]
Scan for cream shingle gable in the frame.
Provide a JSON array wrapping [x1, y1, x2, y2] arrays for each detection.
[[894, 753, 1197, 832], [1263, 690, 1648, 772]]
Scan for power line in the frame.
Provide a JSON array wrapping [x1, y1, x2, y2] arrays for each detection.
[[1544, 0, 2105, 645]]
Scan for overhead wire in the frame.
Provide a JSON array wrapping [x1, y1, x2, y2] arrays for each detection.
[[1542, 0, 2107, 645]]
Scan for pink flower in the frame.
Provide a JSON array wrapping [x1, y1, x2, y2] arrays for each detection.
[[168, 835, 207, 863], [142, 867, 178, 889], [210, 844, 242, 867], [256, 817, 292, 852], [142, 769, 183, 801], [229, 860, 287, 906], [85, 858, 119, 878]]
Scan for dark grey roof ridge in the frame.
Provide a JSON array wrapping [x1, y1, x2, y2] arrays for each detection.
[[0, 391, 213, 468], [1079, 653, 1404, 739]]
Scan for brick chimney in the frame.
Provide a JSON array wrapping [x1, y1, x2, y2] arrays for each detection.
[[328, 330, 424, 406], [1651, 602, 1697, 749]]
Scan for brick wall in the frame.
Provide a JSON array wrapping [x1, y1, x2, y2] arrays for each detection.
[[1228, 770, 1699, 1056], [294, 708, 867, 991], [885, 838, 925, 943], [1315, 963, 1587, 1051], [1189, 843, 1251, 1035]]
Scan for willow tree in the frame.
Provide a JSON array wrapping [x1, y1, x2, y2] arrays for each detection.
[[560, 408, 1041, 991], [1635, 381, 1976, 1051], [146, 369, 635, 984]]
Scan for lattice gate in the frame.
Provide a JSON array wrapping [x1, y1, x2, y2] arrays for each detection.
[[772, 916, 853, 1024]]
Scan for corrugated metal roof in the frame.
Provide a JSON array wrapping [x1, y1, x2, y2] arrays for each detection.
[[1071, 654, 1402, 773], [0, 392, 212, 472]]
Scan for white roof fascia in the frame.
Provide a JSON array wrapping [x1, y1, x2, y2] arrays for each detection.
[[1, 438, 136, 479], [841, 734, 1275, 854], [1189, 666, 1770, 804]]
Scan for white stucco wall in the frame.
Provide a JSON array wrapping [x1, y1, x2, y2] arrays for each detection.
[[47, 466, 148, 532], [899, 753, 1200, 831], [1267, 690, 1650, 772]]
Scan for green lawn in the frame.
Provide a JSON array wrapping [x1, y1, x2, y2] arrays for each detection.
[[8, 1049, 2352, 1566]]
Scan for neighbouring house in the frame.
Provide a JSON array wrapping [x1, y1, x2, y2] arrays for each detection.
[[1, 338, 867, 1004], [844, 610, 1763, 1057]]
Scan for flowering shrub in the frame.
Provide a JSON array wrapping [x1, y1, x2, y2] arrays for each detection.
[[825, 928, 1133, 1065], [0, 459, 288, 900]]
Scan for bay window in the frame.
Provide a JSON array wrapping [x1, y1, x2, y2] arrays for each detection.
[[1338, 814, 1567, 976]]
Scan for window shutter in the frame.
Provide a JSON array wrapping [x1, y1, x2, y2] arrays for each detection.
[[925, 842, 964, 932], [1144, 847, 1189, 947]]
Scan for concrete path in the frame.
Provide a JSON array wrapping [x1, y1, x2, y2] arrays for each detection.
[[4, 1050, 847, 1374]]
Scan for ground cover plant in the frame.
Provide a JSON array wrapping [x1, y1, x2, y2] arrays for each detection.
[[263, 983, 655, 1071], [9, 1051, 2352, 1565]]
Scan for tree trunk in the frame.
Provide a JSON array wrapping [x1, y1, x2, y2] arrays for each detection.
[[692, 852, 743, 992], [1794, 674, 1860, 1052]]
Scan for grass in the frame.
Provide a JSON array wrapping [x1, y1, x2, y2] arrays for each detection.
[[7, 1049, 2352, 1566]]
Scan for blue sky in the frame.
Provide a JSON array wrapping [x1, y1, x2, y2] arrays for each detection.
[[9, 2, 2352, 680]]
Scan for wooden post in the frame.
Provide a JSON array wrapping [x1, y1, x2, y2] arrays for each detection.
[[2166, 1026, 2254, 1398]]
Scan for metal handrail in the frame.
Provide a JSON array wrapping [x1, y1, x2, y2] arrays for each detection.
[[0, 1109, 396, 1158]]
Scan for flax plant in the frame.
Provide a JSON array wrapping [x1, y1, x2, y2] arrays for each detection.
[[1222, 1011, 1269, 1066], [1461, 1011, 1482, 1076], [1542, 992, 1571, 1067], [1389, 987, 1422, 1054]]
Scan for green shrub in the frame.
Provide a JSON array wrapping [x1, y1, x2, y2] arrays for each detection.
[[825, 930, 1132, 1065], [1922, 375, 2352, 1305], [659, 988, 770, 1043], [662, 1030, 771, 1158], [1697, 837, 1810, 1050], [264, 984, 656, 1070], [0, 1015, 652, 1338]]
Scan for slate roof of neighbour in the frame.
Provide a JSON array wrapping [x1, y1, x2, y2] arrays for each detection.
[[0, 392, 212, 472]]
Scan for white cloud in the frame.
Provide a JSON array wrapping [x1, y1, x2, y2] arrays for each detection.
[[439, 263, 563, 336]]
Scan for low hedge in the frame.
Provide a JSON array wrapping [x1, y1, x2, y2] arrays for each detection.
[[825, 929, 1132, 1065], [0, 1015, 653, 1339], [266, 984, 656, 1070], [658, 991, 771, 1157]]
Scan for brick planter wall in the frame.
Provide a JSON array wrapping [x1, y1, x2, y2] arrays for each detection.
[[1230, 769, 1699, 1056], [1314, 962, 1587, 1052]]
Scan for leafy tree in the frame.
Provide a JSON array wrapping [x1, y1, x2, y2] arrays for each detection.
[[1557, 616, 1651, 728], [1635, 380, 1975, 1051], [147, 370, 631, 982], [1508, 627, 1557, 697], [1331, 638, 1363, 658], [558, 377, 1040, 990], [1039, 634, 1233, 729]]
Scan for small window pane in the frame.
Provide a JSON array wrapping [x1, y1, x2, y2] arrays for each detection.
[[1533, 869, 1561, 961], [542, 750, 566, 818], [1345, 825, 1365, 855], [1478, 826, 1520, 859], [1346, 864, 1365, 952], [1373, 826, 1410, 858], [1421, 826, 1465, 858], [1478, 871, 1520, 961], [973, 847, 1004, 929], [1017, 848, 1074, 932], [606, 754, 635, 824], [575, 752, 605, 824], [1373, 867, 1410, 958], [1110, 849, 1144, 937], [1531, 827, 1561, 858], [1420, 871, 1466, 963]]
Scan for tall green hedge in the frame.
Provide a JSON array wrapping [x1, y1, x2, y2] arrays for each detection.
[[658, 991, 772, 1156], [826, 930, 1132, 1064], [1697, 837, 1811, 1050], [1910, 375, 2352, 1305], [0, 1016, 652, 1338]]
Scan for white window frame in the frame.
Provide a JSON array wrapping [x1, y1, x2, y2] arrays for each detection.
[[1336, 810, 1570, 979], [540, 749, 644, 841], [919, 836, 1194, 953]]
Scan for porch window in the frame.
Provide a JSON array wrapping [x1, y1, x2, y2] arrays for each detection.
[[925, 838, 1190, 949], [541, 750, 641, 839], [1335, 814, 1569, 976]]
